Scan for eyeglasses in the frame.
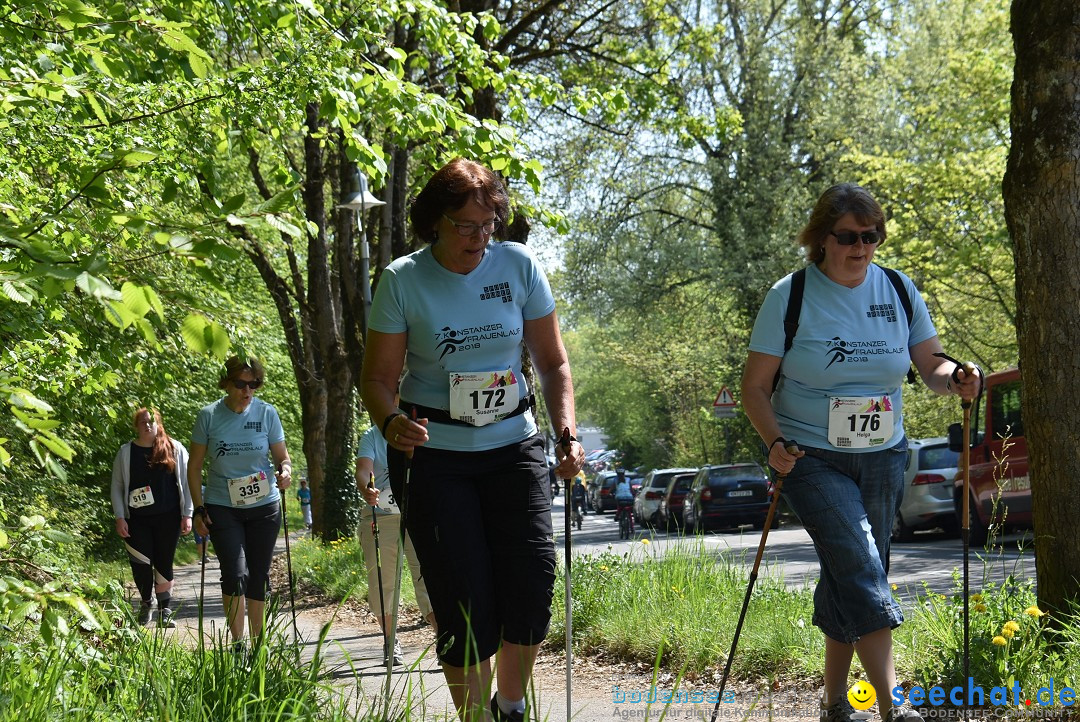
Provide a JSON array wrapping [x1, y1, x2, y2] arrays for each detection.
[[830, 230, 883, 246], [442, 214, 496, 237], [233, 379, 263, 390]]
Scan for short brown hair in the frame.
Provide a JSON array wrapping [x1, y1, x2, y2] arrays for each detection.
[[218, 356, 265, 389], [798, 183, 887, 264], [409, 158, 510, 244]]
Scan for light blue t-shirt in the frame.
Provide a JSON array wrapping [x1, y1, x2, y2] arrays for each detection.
[[356, 425, 394, 518], [369, 241, 556, 451], [192, 398, 286, 508], [748, 263, 937, 452]]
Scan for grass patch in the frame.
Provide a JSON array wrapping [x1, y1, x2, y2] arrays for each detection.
[[288, 534, 419, 610], [548, 537, 823, 680]]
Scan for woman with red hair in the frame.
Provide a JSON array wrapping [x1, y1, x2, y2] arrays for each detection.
[[111, 407, 192, 627]]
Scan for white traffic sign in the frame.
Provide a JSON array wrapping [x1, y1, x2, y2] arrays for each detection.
[[712, 386, 737, 418], [713, 386, 736, 407]]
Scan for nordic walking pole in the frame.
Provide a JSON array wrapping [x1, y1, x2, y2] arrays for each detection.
[[710, 440, 799, 722], [197, 510, 207, 652], [368, 472, 389, 656], [384, 406, 417, 706], [934, 353, 982, 722], [279, 480, 300, 647], [560, 427, 574, 722]]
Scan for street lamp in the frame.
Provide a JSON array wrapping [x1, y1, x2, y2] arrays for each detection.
[[339, 169, 385, 333]]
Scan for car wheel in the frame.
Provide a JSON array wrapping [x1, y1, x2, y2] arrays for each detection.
[[891, 512, 915, 543], [968, 498, 990, 547]]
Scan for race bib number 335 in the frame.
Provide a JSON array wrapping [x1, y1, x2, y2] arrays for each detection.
[[827, 396, 894, 449], [227, 470, 271, 507]]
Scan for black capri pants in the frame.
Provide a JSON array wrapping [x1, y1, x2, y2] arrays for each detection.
[[389, 434, 556, 668], [206, 501, 281, 601]]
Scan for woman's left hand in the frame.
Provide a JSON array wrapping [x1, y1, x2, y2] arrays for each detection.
[[276, 466, 292, 490], [950, 364, 982, 403], [554, 439, 585, 479], [180, 516, 192, 535]]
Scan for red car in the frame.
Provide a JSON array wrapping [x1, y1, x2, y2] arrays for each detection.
[[948, 367, 1031, 545], [656, 471, 698, 531]]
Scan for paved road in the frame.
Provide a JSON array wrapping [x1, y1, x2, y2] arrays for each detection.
[[550, 492, 1038, 607]]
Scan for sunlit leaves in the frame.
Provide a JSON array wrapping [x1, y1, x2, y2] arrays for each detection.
[[180, 313, 230, 359]]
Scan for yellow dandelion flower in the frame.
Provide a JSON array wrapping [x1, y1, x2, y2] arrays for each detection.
[[991, 636, 1007, 647], [891, 584, 898, 591], [641, 538, 650, 545], [975, 603, 987, 613], [971, 593, 983, 602], [600, 565, 608, 572], [1003, 620, 1020, 633], [1024, 606, 1046, 617], [1001, 627, 1015, 639]]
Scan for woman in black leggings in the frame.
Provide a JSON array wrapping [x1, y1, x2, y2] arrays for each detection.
[[111, 407, 192, 627]]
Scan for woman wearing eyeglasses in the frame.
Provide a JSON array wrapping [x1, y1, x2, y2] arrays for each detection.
[[361, 158, 585, 722], [188, 355, 292, 644], [741, 184, 980, 722]]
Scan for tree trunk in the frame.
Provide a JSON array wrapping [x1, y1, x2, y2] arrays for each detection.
[[1002, 0, 1080, 622]]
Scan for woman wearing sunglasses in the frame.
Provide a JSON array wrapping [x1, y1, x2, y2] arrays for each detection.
[[188, 355, 293, 644], [361, 158, 585, 722], [741, 184, 980, 722]]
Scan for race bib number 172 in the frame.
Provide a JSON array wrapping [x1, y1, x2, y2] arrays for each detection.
[[448, 369, 521, 427]]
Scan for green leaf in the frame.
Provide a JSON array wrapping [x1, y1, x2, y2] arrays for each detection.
[[2, 280, 34, 304], [120, 281, 151, 317], [36, 432, 75, 461], [251, 186, 298, 215], [75, 271, 120, 300], [0, 529, 7, 548], [122, 150, 158, 167], [265, 214, 301, 238], [220, 193, 246, 215]]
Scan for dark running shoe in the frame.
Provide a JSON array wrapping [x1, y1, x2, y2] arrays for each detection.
[[490, 694, 525, 722], [820, 698, 856, 722], [136, 601, 153, 626]]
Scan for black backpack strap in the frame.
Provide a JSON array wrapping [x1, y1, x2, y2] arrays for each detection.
[[772, 267, 807, 392], [783, 268, 807, 353], [880, 265, 918, 385]]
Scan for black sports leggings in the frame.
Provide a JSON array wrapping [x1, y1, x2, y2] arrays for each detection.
[[124, 513, 181, 602]]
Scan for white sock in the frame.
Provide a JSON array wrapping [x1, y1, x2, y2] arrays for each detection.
[[496, 691, 525, 714]]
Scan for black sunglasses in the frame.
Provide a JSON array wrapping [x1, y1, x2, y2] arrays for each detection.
[[233, 379, 263, 390], [830, 230, 883, 246]]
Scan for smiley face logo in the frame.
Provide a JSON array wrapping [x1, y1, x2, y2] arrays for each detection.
[[847, 680, 876, 711]]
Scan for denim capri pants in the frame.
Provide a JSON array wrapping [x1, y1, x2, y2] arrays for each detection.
[[781, 438, 908, 644]]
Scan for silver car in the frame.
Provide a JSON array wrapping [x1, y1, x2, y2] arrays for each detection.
[[892, 437, 960, 542], [633, 468, 697, 526]]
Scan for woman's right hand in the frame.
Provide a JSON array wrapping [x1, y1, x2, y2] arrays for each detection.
[[768, 439, 804, 476], [115, 518, 129, 538], [361, 485, 380, 507], [194, 509, 211, 537], [385, 413, 429, 453]]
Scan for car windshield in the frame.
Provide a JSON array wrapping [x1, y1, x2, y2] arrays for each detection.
[[920, 445, 959, 469], [707, 464, 764, 481], [673, 474, 694, 491]]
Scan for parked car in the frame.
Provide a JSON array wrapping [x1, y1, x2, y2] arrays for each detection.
[[657, 471, 698, 531], [891, 438, 960, 542], [633, 468, 697, 526], [948, 367, 1031, 546], [682, 463, 776, 533], [590, 469, 641, 514]]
